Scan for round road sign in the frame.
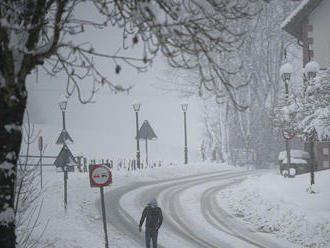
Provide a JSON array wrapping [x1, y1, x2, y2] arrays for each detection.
[[89, 165, 112, 187], [281, 129, 295, 141]]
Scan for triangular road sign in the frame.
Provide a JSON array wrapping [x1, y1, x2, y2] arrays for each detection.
[[56, 129, 74, 145], [137, 120, 157, 140], [54, 145, 76, 172]]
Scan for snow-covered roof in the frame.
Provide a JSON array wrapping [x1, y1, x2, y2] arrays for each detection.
[[282, 158, 308, 165], [278, 150, 310, 161], [281, 0, 324, 40], [279, 63, 293, 76], [304, 61, 320, 73]]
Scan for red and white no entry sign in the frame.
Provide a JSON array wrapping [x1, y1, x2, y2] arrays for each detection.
[[89, 165, 112, 187]]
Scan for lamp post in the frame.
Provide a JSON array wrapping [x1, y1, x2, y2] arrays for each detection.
[[304, 60, 320, 186], [280, 62, 293, 176], [133, 102, 141, 169], [58, 96, 68, 131], [58, 95, 68, 209], [63, 165, 68, 208], [181, 103, 188, 164]]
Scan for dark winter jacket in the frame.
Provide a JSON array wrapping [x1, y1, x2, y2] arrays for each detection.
[[139, 205, 163, 230]]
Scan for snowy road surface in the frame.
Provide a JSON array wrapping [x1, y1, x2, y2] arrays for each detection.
[[104, 170, 286, 248]]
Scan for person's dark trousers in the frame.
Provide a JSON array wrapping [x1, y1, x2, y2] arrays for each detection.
[[145, 228, 158, 248]]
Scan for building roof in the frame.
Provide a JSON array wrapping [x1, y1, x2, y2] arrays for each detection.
[[282, 0, 324, 40]]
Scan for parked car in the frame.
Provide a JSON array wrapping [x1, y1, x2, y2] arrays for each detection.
[[278, 150, 310, 176]]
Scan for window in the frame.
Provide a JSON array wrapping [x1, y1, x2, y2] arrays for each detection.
[[322, 148, 329, 155]]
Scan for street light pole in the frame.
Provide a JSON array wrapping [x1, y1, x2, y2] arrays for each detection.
[[304, 61, 320, 186], [181, 103, 188, 164], [58, 95, 68, 209], [64, 165, 68, 209], [62, 110, 66, 130], [280, 63, 293, 175], [135, 111, 141, 169], [284, 80, 291, 175], [133, 102, 141, 169]]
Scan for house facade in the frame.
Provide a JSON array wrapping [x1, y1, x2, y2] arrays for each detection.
[[282, 0, 330, 171], [282, 0, 330, 68]]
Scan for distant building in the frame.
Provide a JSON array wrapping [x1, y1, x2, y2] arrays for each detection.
[[282, 0, 330, 68], [282, 0, 330, 172]]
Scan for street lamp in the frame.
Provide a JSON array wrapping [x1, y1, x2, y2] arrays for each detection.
[[181, 103, 188, 164], [280, 62, 293, 96], [304, 61, 319, 81], [303, 60, 319, 186], [58, 95, 68, 131], [133, 102, 141, 169], [279, 62, 293, 176], [58, 94, 69, 209]]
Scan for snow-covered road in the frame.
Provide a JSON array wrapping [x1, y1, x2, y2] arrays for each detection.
[[104, 170, 286, 248]]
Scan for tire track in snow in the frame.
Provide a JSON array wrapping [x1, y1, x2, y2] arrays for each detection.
[[159, 173, 253, 248]]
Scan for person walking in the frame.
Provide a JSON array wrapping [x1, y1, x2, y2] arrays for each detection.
[[139, 199, 163, 248]]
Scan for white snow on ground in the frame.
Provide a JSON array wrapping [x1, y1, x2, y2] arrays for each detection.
[[20, 162, 330, 248], [218, 170, 330, 248], [22, 162, 235, 248]]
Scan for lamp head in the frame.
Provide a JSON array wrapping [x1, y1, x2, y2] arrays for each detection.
[[304, 61, 319, 80], [181, 103, 188, 112], [132, 102, 141, 112], [279, 62, 293, 82], [58, 94, 68, 111]]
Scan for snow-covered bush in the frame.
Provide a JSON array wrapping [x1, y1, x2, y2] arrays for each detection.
[[295, 69, 330, 141]]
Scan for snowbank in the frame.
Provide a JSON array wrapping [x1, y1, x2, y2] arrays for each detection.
[[218, 170, 330, 248]]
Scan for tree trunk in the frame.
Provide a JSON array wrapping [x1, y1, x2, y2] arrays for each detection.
[[0, 81, 27, 248]]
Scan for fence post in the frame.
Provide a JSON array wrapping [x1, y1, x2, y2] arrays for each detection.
[[83, 157, 86, 172], [78, 156, 83, 172]]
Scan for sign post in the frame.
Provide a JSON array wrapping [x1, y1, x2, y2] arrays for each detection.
[[54, 145, 76, 209], [137, 120, 157, 166], [64, 166, 68, 208], [89, 164, 112, 248], [38, 136, 43, 188]]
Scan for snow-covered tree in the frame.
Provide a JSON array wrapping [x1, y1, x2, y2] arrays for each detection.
[[0, 1, 269, 246], [296, 67, 330, 140], [164, 0, 300, 167], [275, 61, 330, 184], [199, 0, 299, 167]]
